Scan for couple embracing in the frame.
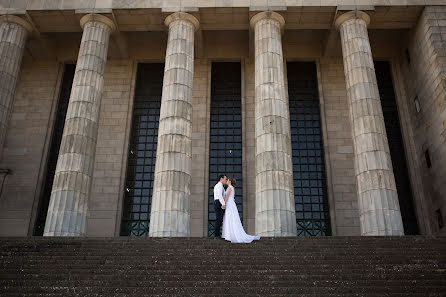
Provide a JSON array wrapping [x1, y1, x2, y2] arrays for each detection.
[[213, 175, 260, 243]]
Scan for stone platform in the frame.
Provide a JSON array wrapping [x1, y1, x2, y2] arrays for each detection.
[[0, 236, 445, 296]]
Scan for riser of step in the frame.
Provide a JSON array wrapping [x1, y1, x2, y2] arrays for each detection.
[[0, 267, 446, 279], [0, 238, 443, 244], [2, 263, 442, 269], [2, 247, 444, 252], [1, 286, 445, 294], [2, 262, 443, 267], [5, 242, 434, 245], [2, 279, 445, 286], [1, 292, 444, 297], [2, 274, 445, 280], [3, 251, 439, 256], [2, 243, 442, 246]]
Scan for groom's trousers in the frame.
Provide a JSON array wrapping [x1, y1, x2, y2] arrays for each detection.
[[214, 200, 225, 238]]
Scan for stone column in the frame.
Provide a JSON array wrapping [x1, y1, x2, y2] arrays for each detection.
[[0, 15, 32, 159], [335, 11, 404, 235], [149, 12, 199, 237], [250, 12, 296, 237], [44, 14, 115, 236]]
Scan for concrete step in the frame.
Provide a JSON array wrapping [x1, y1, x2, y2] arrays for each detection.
[[0, 236, 445, 297]]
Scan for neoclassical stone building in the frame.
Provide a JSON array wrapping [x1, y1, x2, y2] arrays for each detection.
[[0, 0, 445, 238]]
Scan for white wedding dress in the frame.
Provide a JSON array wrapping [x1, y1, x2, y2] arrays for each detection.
[[222, 185, 260, 243]]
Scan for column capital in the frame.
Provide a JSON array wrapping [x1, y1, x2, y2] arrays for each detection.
[[165, 12, 200, 32], [0, 15, 33, 33], [80, 13, 116, 32], [250, 11, 285, 30], [335, 10, 370, 30]]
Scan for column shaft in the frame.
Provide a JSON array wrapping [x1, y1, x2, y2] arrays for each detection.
[[250, 12, 296, 236], [44, 14, 115, 236], [336, 11, 404, 235], [0, 16, 32, 159], [149, 12, 199, 237]]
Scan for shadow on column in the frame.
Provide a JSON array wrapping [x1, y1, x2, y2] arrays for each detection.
[[375, 61, 419, 235], [33, 64, 75, 236]]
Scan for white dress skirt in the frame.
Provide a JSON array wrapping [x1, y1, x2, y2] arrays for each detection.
[[222, 185, 260, 243]]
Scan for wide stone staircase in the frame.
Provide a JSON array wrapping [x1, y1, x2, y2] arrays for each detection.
[[0, 236, 445, 297]]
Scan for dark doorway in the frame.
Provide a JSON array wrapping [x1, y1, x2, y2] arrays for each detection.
[[33, 64, 75, 236], [375, 61, 419, 235], [287, 62, 331, 236], [120, 63, 163, 236], [208, 62, 242, 237]]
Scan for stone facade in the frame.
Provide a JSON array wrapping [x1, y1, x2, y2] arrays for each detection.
[[88, 60, 134, 237], [319, 57, 360, 236], [0, 1, 445, 237], [0, 60, 59, 236], [399, 6, 446, 235], [189, 58, 209, 237]]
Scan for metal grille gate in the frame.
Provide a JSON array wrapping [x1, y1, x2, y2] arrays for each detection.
[[208, 62, 243, 237], [120, 63, 163, 236], [287, 62, 331, 236]]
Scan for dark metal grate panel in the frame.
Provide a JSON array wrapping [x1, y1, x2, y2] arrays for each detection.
[[287, 62, 331, 236], [33, 64, 75, 236], [120, 63, 163, 236], [375, 61, 419, 235], [208, 62, 242, 237]]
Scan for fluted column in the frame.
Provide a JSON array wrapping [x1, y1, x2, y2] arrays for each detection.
[[149, 12, 199, 237], [0, 15, 32, 159], [44, 14, 115, 236], [250, 12, 296, 237], [335, 11, 404, 235]]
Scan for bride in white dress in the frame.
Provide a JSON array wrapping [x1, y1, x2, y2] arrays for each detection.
[[222, 177, 260, 243]]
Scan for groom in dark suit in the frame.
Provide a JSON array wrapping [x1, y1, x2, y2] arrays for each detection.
[[213, 174, 227, 239]]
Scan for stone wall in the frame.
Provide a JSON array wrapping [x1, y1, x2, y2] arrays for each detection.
[[190, 58, 209, 237], [0, 60, 60, 236], [399, 6, 446, 235], [244, 58, 256, 235], [88, 60, 134, 237], [318, 57, 360, 236]]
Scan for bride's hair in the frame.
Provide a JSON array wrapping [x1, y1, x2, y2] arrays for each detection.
[[229, 177, 236, 186]]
